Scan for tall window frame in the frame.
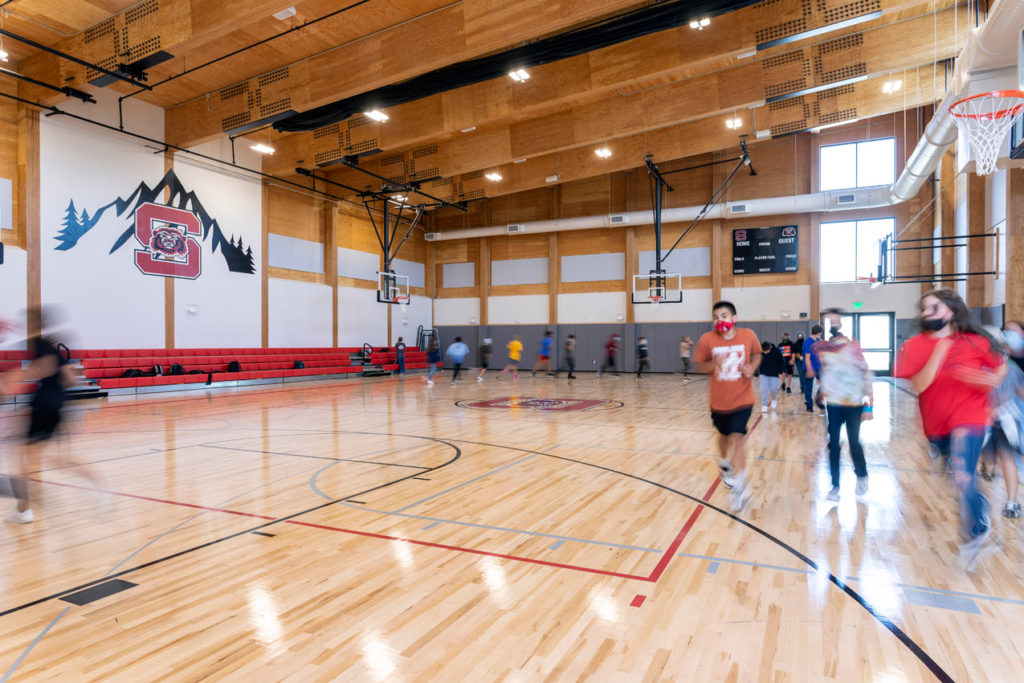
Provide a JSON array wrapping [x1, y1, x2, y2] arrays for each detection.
[[819, 137, 896, 191], [819, 217, 895, 284]]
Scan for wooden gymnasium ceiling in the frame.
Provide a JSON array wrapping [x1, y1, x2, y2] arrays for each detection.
[[6, 0, 969, 207]]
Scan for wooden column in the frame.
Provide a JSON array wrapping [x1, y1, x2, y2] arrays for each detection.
[[548, 233, 558, 325], [711, 219, 722, 305], [939, 152, 956, 279], [965, 171, 989, 308], [478, 237, 490, 325], [625, 226, 636, 323], [261, 181, 270, 347], [164, 151, 175, 348], [425, 240, 436, 298], [323, 200, 338, 347], [808, 213, 820, 319], [1006, 171, 1024, 321], [18, 106, 39, 337]]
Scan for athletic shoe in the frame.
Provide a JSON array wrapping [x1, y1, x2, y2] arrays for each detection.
[[4, 507, 33, 524], [958, 525, 993, 573], [761, 405, 768, 413], [855, 476, 869, 496], [718, 459, 736, 489], [531, 371, 536, 378], [1003, 501, 1022, 519], [806, 406, 813, 413], [427, 380, 434, 386], [477, 376, 484, 382], [826, 486, 840, 502], [786, 387, 792, 393], [770, 400, 777, 410], [568, 374, 576, 379], [729, 478, 748, 512]]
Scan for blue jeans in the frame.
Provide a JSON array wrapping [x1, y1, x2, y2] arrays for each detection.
[[930, 427, 990, 539], [795, 359, 806, 391], [826, 404, 867, 487], [428, 363, 438, 381], [803, 375, 816, 409], [397, 352, 405, 374]]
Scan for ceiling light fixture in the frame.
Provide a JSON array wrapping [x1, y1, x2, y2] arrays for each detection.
[[250, 143, 275, 154], [512, 158, 527, 164], [460, 126, 476, 133], [689, 17, 710, 29], [508, 68, 530, 82], [0, 50, 8, 63], [882, 79, 903, 94], [390, 194, 407, 204], [364, 110, 389, 122], [485, 172, 503, 181], [545, 174, 559, 184], [725, 117, 742, 130], [595, 147, 612, 159]]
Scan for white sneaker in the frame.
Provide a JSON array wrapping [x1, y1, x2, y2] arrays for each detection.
[[477, 376, 484, 382], [761, 405, 768, 413], [770, 400, 777, 410], [4, 506, 34, 524], [826, 486, 840, 502], [958, 525, 994, 573], [427, 380, 434, 386], [855, 476, 868, 496], [729, 478, 748, 512], [718, 459, 736, 489]]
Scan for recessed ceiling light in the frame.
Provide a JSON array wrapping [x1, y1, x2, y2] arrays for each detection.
[[272, 6, 296, 20], [882, 79, 902, 94], [512, 158, 527, 164], [508, 68, 530, 82], [364, 110, 389, 122], [250, 143, 275, 154], [485, 172, 503, 181], [690, 17, 710, 29], [545, 174, 559, 184], [595, 147, 612, 159], [725, 117, 742, 130]]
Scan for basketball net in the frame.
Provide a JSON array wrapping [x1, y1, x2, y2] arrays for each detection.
[[648, 295, 661, 305], [949, 90, 1024, 176]]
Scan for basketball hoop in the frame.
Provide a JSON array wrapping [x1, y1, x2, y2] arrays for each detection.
[[648, 295, 662, 305], [395, 294, 410, 307], [949, 90, 1024, 176]]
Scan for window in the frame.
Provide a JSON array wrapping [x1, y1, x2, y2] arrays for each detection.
[[819, 217, 895, 283], [819, 138, 895, 191]]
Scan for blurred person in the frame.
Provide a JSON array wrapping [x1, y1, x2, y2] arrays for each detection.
[[895, 289, 1007, 572], [794, 332, 806, 392], [636, 336, 650, 380], [816, 309, 874, 502], [425, 337, 441, 386], [476, 338, 492, 382], [680, 336, 694, 382], [978, 327, 1024, 518], [394, 337, 406, 375], [532, 331, 555, 378], [598, 333, 621, 378], [1, 307, 82, 524], [778, 333, 795, 393], [803, 325, 825, 415], [498, 335, 523, 382], [1006, 321, 1024, 372], [758, 340, 783, 413], [693, 301, 762, 512], [446, 337, 470, 384], [562, 334, 577, 380]]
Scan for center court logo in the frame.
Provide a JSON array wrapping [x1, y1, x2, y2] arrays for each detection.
[[456, 397, 621, 412]]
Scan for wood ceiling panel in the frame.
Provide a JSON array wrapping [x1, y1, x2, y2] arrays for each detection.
[[5, 0, 138, 37]]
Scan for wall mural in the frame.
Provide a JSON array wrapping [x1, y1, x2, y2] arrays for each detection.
[[53, 168, 256, 278]]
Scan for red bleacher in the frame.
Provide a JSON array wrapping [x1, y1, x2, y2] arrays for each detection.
[[1, 347, 439, 395]]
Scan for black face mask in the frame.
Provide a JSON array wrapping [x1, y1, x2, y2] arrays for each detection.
[[921, 317, 947, 332], [829, 326, 840, 337]]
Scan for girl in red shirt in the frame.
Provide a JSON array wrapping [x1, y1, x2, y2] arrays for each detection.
[[895, 289, 1006, 572]]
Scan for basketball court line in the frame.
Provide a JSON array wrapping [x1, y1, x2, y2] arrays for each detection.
[[200, 443, 431, 469]]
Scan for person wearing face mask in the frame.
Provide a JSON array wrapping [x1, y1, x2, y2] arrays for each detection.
[[693, 301, 762, 511], [1005, 321, 1024, 372], [895, 289, 1007, 572], [815, 308, 874, 502]]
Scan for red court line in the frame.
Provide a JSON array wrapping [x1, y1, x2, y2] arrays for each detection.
[[646, 478, 720, 582], [630, 594, 647, 607]]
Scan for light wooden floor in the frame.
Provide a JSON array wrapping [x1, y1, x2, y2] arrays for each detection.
[[2, 371, 1023, 681]]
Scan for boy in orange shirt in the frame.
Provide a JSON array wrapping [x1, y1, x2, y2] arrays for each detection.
[[693, 301, 762, 511]]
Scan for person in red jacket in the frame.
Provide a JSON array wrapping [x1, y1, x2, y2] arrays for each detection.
[[598, 333, 621, 377], [895, 289, 1006, 572]]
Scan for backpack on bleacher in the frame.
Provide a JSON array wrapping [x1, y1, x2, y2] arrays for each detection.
[[227, 360, 241, 372], [168, 363, 184, 375], [293, 360, 305, 369], [152, 364, 164, 376]]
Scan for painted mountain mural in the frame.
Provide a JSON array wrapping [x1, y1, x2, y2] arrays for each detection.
[[54, 168, 256, 274]]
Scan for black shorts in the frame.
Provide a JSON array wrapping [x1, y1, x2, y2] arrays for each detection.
[[711, 407, 752, 436], [28, 406, 61, 441], [780, 363, 792, 375]]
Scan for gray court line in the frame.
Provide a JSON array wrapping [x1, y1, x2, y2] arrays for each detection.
[[679, 552, 1024, 607], [200, 443, 430, 469], [1, 606, 72, 683], [334, 501, 662, 554], [392, 453, 539, 513]]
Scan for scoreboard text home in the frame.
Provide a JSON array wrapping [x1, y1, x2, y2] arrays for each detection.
[[732, 226, 799, 274]]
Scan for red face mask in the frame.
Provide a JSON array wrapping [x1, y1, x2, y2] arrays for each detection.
[[714, 319, 735, 333]]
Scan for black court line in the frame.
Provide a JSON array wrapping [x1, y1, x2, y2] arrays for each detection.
[[0, 432, 461, 619], [60, 580, 137, 606], [200, 443, 431, 469], [250, 531, 275, 538], [347, 500, 368, 505], [438, 436, 955, 683], [411, 477, 430, 481]]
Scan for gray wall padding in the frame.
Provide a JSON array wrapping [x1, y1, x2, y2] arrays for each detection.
[[638, 247, 711, 278], [491, 257, 549, 286], [560, 253, 625, 282], [268, 234, 323, 274], [442, 262, 475, 288]]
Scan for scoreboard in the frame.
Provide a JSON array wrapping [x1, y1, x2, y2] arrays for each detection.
[[732, 225, 798, 274]]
